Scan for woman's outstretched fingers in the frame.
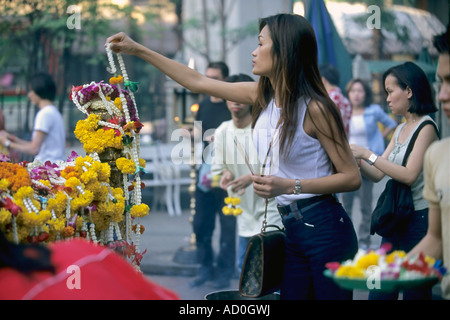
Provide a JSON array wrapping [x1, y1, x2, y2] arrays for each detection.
[[105, 32, 139, 55]]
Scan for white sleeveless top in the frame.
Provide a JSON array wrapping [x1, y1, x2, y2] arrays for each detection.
[[349, 114, 369, 148], [252, 97, 333, 206]]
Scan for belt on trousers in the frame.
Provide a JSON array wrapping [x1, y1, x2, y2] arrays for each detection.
[[277, 194, 334, 216]]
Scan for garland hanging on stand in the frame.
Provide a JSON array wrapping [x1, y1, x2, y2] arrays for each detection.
[[71, 43, 149, 265], [0, 44, 150, 269]]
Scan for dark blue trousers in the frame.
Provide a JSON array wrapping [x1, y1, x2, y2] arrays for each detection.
[[280, 196, 358, 300]]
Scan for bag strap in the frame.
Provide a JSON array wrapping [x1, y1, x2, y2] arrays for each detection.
[[402, 120, 439, 166]]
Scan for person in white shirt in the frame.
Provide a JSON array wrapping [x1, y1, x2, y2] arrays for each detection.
[[0, 73, 65, 163], [342, 78, 397, 249], [211, 73, 282, 273]]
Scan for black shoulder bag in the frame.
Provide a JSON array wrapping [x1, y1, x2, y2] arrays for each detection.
[[238, 201, 285, 298], [370, 120, 439, 238]]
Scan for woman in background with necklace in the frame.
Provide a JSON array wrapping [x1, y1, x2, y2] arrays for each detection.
[[342, 79, 397, 250], [351, 61, 439, 300]]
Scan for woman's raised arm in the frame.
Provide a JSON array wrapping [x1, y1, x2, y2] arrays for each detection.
[[106, 32, 257, 105]]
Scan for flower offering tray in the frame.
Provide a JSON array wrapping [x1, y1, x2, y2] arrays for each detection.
[[324, 243, 446, 292], [324, 269, 439, 292]]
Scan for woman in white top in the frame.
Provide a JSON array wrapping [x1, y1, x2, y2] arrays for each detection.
[[0, 73, 66, 163], [342, 79, 397, 249], [107, 13, 361, 300]]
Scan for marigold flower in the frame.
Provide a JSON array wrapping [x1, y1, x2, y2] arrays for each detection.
[[114, 97, 123, 111], [71, 191, 94, 211], [385, 250, 406, 264], [109, 75, 124, 85], [231, 197, 241, 206], [130, 203, 149, 218], [232, 208, 243, 216], [356, 251, 379, 269], [0, 208, 11, 225], [335, 265, 365, 278], [65, 177, 82, 190], [0, 179, 10, 191], [61, 166, 79, 180], [74, 115, 124, 154], [425, 255, 436, 267], [47, 217, 66, 232], [19, 209, 51, 227], [61, 226, 75, 238], [47, 191, 68, 215], [0, 163, 32, 192], [132, 224, 145, 234], [116, 157, 136, 174]]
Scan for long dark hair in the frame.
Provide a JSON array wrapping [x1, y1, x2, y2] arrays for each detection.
[[382, 62, 437, 115], [0, 231, 54, 275], [433, 24, 449, 54], [251, 14, 346, 155], [29, 73, 56, 101]]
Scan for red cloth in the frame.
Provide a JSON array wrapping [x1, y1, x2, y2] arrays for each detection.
[[0, 239, 179, 300], [329, 87, 352, 136]]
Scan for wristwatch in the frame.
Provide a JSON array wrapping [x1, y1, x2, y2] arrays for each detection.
[[4, 139, 11, 149], [367, 153, 378, 165], [293, 179, 302, 194]]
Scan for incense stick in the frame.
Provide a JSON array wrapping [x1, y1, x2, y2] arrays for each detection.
[[233, 136, 255, 175]]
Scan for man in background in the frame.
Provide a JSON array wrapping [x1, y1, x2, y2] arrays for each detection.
[[409, 26, 450, 300], [320, 63, 352, 136], [190, 62, 236, 289]]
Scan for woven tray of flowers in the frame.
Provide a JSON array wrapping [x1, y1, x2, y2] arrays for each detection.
[[324, 243, 447, 292]]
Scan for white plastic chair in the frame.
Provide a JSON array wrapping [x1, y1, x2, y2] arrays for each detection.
[[141, 143, 192, 216], [141, 143, 175, 216]]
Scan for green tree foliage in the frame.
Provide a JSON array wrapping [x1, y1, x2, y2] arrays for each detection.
[[0, 0, 170, 134], [0, 0, 157, 105]]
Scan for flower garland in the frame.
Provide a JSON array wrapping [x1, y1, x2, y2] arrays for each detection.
[[74, 114, 124, 154], [222, 196, 243, 216], [0, 155, 121, 244], [0, 162, 32, 192], [0, 153, 143, 249], [71, 43, 148, 263], [0, 44, 150, 269], [105, 44, 147, 253]]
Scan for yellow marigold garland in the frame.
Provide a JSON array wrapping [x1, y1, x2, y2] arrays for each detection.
[[109, 75, 124, 85], [18, 210, 52, 228], [0, 156, 129, 244], [116, 157, 136, 174], [0, 163, 31, 192], [130, 203, 149, 218], [0, 208, 11, 225], [47, 217, 66, 233], [0, 45, 151, 269], [74, 114, 123, 154], [47, 192, 68, 216], [222, 197, 243, 216], [0, 179, 10, 191], [114, 97, 123, 111]]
